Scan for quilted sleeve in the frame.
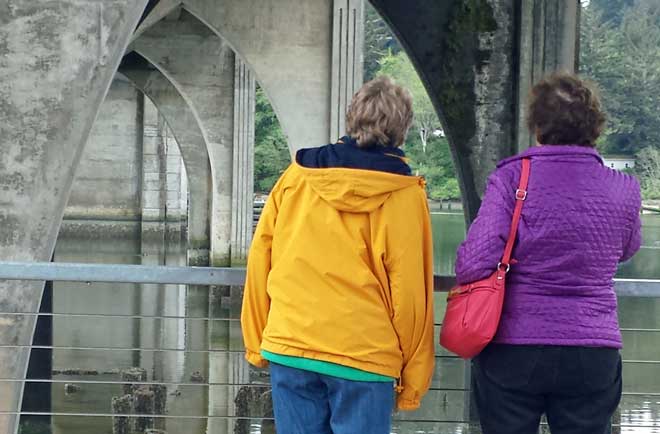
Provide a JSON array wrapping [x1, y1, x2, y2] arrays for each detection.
[[621, 178, 642, 262], [455, 171, 514, 285]]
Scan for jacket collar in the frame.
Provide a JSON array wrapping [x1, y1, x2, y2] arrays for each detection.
[[338, 135, 405, 156], [498, 145, 604, 167]]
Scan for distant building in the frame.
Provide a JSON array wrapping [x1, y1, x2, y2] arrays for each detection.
[[602, 155, 635, 171]]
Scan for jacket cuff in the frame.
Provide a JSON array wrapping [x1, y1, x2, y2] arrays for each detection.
[[396, 396, 421, 411], [245, 350, 269, 368]]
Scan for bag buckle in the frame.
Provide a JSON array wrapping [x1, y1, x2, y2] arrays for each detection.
[[497, 262, 510, 274], [515, 189, 527, 201]]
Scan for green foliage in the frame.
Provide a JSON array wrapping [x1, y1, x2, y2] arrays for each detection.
[[636, 146, 660, 199], [254, 86, 291, 193], [364, 2, 402, 81], [581, 0, 660, 199], [376, 51, 460, 200], [377, 51, 438, 150], [407, 135, 461, 200]]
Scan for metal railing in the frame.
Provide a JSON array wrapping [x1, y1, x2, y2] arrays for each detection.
[[1, 261, 657, 295], [0, 261, 659, 434]]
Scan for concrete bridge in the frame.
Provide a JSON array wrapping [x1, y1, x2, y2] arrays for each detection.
[[1, 1, 585, 433]]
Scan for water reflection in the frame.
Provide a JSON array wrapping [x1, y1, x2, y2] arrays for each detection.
[[49, 226, 208, 434]]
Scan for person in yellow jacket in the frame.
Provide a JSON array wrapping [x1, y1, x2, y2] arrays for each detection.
[[241, 76, 435, 434]]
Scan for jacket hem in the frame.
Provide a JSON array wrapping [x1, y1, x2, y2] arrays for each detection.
[[492, 336, 623, 349], [261, 341, 401, 379], [245, 350, 269, 368]]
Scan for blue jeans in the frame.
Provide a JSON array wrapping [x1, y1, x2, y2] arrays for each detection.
[[269, 362, 394, 434]]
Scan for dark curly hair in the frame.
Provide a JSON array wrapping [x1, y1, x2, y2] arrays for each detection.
[[527, 72, 605, 147]]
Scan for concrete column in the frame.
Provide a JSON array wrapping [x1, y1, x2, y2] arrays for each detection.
[[230, 60, 256, 266], [0, 2, 148, 433], [140, 96, 188, 244], [131, 10, 235, 266], [165, 132, 186, 224], [141, 96, 168, 230], [330, 0, 365, 141], [516, 0, 580, 150], [119, 67, 212, 266]]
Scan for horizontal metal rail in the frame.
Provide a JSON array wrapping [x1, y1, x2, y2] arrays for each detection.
[[1, 312, 659, 333], [0, 261, 246, 286], [0, 344, 659, 366], [2, 412, 659, 429], [4, 378, 660, 399], [1, 261, 658, 296]]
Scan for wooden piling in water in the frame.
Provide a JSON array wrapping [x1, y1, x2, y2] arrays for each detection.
[[111, 394, 133, 434], [151, 384, 167, 414], [121, 367, 147, 395], [134, 386, 156, 432]]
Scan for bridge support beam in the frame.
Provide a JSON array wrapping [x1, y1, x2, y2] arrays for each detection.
[[516, 0, 580, 150], [230, 60, 256, 266], [183, 0, 334, 152], [119, 67, 213, 265], [131, 11, 236, 267], [0, 1, 148, 433], [330, 0, 365, 141]]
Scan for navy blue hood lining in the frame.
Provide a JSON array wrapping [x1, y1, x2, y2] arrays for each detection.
[[295, 136, 412, 176]]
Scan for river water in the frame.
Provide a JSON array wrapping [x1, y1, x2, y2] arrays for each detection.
[[28, 214, 659, 434]]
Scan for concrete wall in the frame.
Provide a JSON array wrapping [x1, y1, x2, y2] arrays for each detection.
[[64, 79, 143, 221], [62, 78, 189, 232]]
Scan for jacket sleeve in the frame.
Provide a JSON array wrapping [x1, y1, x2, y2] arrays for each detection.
[[240, 172, 286, 368], [455, 171, 514, 285], [621, 178, 642, 262], [385, 189, 435, 411]]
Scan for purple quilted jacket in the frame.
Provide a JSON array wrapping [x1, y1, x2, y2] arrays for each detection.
[[455, 145, 642, 348]]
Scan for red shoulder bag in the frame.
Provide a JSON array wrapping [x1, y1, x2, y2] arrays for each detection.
[[440, 158, 530, 359]]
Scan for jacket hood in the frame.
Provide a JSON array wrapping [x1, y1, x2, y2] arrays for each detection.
[[293, 137, 423, 212], [291, 163, 423, 213], [296, 136, 412, 175]]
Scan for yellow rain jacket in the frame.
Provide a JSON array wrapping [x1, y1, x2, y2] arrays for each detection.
[[241, 162, 435, 411]]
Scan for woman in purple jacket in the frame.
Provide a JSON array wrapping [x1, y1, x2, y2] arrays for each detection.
[[456, 72, 642, 434]]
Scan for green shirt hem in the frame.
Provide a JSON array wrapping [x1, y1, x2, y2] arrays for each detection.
[[261, 350, 394, 383]]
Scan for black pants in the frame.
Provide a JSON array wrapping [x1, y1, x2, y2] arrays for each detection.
[[472, 344, 622, 434]]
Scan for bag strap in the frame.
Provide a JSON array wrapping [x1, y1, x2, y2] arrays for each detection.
[[500, 158, 531, 268]]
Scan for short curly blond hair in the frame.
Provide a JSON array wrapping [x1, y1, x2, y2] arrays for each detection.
[[346, 76, 413, 148]]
